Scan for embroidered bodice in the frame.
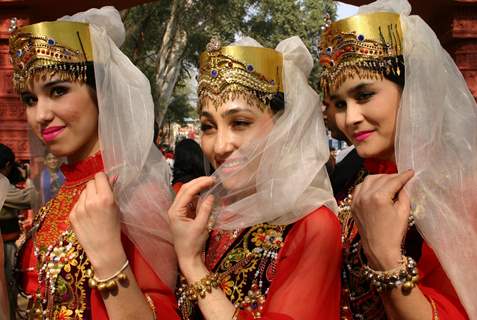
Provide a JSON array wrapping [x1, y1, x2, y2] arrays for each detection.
[[339, 158, 421, 320], [177, 223, 292, 319], [17, 152, 103, 320]]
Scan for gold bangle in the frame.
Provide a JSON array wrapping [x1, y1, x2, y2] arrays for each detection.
[[429, 297, 440, 320], [362, 255, 419, 294], [231, 307, 240, 320], [185, 272, 220, 302], [86, 260, 130, 294], [145, 294, 157, 320]]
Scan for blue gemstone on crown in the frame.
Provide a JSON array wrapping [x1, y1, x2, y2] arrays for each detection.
[[326, 47, 333, 55], [211, 69, 218, 78], [16, 49, 22, 57], [357, 34, 365, 41], [47, 38, 56, 46]]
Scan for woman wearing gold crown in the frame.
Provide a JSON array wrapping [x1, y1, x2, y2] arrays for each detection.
[[8, 7, 179, 319], [168, 36, 342, 319], [319, 0, 477, 319]]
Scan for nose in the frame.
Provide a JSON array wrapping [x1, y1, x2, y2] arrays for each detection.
[[35, 98, 54, 124], [344, 100, 364, 129], [214, 127, 235, 160]]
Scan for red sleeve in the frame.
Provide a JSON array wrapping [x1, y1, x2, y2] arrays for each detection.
[[418, 242, 468, 319], [237, 207, 342, 320], [90, 235, 179, 319], [172, 182, 183, 194]]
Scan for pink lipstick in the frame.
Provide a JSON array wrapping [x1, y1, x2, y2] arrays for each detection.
[[42, 126, 65, 143], [353, 130, 374, 143]]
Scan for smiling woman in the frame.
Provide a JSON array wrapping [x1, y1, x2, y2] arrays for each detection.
[[319, 0, 477, 319], [168, 36, 341, 320], [21, 77, 100, 163], [8, 6, 178, 320]]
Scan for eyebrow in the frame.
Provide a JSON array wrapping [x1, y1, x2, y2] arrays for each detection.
[[221, 108, 255, 117], [330, 82, 373, 100], [200, 108, 255, 119], [42, 80, 68, 90]]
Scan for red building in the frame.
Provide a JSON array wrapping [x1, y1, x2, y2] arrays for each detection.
[[1, 0, 476, 161]]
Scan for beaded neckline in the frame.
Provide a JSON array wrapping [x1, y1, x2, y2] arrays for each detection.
[[61, 151, 104, 187]]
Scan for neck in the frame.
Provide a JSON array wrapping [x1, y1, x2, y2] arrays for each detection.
[[67, 137, 101, 164]]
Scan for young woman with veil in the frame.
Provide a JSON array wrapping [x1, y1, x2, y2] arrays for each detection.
[[319, 0, 476, 319], [8, 7, 178, 319], [168, 36, 341, 319]]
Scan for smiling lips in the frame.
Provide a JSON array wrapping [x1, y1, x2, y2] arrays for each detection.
[[216, 158, 245, 173], [353, 130, 374, 142], [42, 126, 65, 143]]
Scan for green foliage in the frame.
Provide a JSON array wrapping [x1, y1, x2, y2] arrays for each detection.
[[121, 0, 336, 124], [163, 79, 195, 125]]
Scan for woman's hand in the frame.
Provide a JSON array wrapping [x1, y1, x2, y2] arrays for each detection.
[[70, 172, 126, 278], [168, 177, 215, 279], [352, 170, 414, 270]]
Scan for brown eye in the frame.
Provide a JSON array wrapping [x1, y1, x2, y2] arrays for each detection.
[[355, 91, 374, 102], [334, 100, 346, 110], [200, 122, 215, 134], [20, 93, 37, 107], [51, 86, 68, 97], [231, 119, 252, 129]]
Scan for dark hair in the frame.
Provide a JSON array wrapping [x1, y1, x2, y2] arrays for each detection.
[[85, 61, 96, 90], [172, 139, 207, 185], [269, 92, 285, 114], [384, 55, 405, 88], [0, 144, 24, 184]]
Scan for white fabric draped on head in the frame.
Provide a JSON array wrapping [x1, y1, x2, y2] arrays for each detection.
[[201, 36, 337, 230], [360, 0, 477, 318], [0, 174, 8, 210], [60, 7, 177, 289]]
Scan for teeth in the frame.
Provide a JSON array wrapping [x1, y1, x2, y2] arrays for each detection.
[[221, 159, 242, 168]]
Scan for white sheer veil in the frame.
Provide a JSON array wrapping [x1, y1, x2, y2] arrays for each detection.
[[360, 0, 477, 317], [60, 7, 177, 289], [201, 36, 337, 230]]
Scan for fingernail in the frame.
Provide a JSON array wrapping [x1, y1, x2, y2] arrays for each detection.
[[110, 175, 119, 185]]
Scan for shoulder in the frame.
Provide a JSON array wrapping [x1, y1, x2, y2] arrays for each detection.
[[288, 206, 341, 247], [295, 206, 340, 233]]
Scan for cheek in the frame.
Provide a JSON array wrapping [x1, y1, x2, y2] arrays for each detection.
[[200, 135, 215, 164], [334, 113, 347, 132], [25, 108, 41, 136]]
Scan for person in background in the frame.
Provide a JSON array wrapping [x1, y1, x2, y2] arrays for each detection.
[[39, 152, 64, 204], [0, 144, 33, 319], [172, 139, 207, 193]]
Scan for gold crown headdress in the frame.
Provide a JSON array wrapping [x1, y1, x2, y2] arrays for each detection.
[[198, 37, 283, 111], [318, 12, 403, 95], [9, 20, 93, 92]]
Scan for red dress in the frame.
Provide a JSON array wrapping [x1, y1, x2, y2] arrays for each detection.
[[17, 152, 178, 319], [178, 206, 342, 319], [338, 158, 467, 319]]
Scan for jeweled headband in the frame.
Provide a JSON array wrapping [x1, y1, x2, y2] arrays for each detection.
[[9, 20, 93, 92], [198, 37, 283, 111], [318, 12, 403, 95]]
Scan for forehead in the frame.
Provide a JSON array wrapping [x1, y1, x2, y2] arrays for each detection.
[[200, 94, 264, 115], [328, 77, 377, 98]]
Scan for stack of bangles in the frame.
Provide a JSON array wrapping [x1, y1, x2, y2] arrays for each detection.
[[179, 272, 242, 319], [363, 255, 419, 294], [86, 260, 129, 295], [182, 272, 221, 302]]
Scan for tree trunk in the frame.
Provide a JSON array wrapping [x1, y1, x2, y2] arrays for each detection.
[[154, 0, 188, 125]]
